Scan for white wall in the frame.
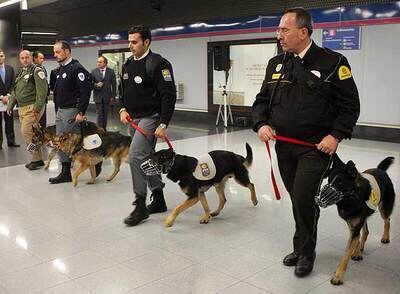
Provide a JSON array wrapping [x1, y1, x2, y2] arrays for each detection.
[[69, 25, 399, 127]]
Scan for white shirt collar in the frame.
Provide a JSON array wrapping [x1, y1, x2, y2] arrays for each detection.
[[294, 41, 312, 59], [61, 57, 73, 66], [133, 49, 150, 61]]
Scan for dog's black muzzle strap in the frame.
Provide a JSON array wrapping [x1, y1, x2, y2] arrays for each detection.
[[315, 175, 345, 208]]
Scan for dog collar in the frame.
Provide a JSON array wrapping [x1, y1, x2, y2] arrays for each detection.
[[361, 173, 381, 211]]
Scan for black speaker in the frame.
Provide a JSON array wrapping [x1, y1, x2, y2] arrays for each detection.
[[213, 45, 230, 71]]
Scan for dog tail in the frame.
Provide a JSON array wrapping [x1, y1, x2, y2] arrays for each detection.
[[243, 143, 253, 168], [377, 157, 395, 171]]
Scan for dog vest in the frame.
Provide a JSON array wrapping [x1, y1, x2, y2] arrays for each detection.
[[83, 134, 102, 150], [361, 173, 381, 211], [193, 153, 216, 181]]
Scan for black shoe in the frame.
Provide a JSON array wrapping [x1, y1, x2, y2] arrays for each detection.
[[95, 161, 102, 177], [25, 160, 45, 170], [283, 252, 299, 266], [147, 189, 167, 214], [7, 142, 20, 147], [294, 252, 316, 277], [49, 162, 72, 184], [124, 198, 149, 226]]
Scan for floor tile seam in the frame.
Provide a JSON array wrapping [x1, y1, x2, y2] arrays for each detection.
[[352, 259, 400, 277], [0, 258, 49, 279]]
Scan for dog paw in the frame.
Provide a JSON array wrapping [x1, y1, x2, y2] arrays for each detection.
[[86, 181, 95, 185], [164, 216, 175, 228], [351, 255, 363, 261], [106, 177, 112, 182], [381, 238, 390, 244], [210, 211, 219, 217], [252, 199, 258, 206], [330, 276, 343, 286], [199, 215, 210, 224], [72, 182, 77, 187]]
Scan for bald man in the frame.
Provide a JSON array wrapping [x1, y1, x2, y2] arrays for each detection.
[[7, 50, 48, 170]]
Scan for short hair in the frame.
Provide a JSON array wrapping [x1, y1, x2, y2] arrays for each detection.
[[283, 7, 313, 36], [55, 40, 71, 52], [33, 51, 44, 59], [99, 55, 108, 64], [128, 25, 152, 43], [20, 50, 32, 57]]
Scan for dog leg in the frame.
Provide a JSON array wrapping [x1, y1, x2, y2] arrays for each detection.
[[331, 233, 359, 285], [248, 182, 258, 206], [44, 149, 56, 170], [352, 222, 368, 261], [379, 208, 391, 244], [72, 162, 87, 187], [211, 182, 226, 217], [87, 165, 96, 185], [199, 192, 211, 224], [164, 197, 199, 228], [107, 157, 121, 182]]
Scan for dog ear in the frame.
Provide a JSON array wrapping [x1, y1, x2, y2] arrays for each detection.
[[346, 160, 358, 179], [332, 153, 345, 169], [185, 156, 198, 172]]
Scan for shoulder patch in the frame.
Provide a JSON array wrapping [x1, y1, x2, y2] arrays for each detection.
[[161, 69, 172, 81], [78, 72, 85, 81], [37, 71, 46, 80], [338, 65, 352, 80]]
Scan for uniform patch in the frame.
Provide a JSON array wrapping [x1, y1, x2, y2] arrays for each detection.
[[123, 73, 129, 80], [37, 71, 46, 80], [275, 63, 282, 72], [78, 72, 85, 81], [311, 70, 321, 78], [272, 73, 281, 80], [161, 69, 172, 81], [338, 65, 352, 80], [62, 73, 67, 79], [134, 76, 142, 84], [24, 74, 30, 80], [193, 153, 216, 181]]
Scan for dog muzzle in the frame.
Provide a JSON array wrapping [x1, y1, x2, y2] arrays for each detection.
[[27, 143, 39, 152], [315, 183, 345, 208], [140, 159, 163, 176]]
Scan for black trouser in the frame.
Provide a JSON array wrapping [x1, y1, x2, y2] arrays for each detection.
[[0, 111, 15, 145], [276, 141, 330, 257], [95, 102, 109, 130]]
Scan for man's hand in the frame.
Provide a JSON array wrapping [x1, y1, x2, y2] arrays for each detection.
[[6, 109, 12, 116], [120, 110, 129, 125], [1, 95, 8, 105], [316, 135, 339, 155], [75, 112, 86, 123], [154, 126, 167, 139], [95, 82, 104, 89], [257, 125, 275, 142]]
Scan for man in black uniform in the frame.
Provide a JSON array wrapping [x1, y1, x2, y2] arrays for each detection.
[[49, 40, 92, 184], [120, 25, 176, 226], [252, 8, 359, 277]]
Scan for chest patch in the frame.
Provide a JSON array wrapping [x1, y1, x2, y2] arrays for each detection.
[[272, 73, 281, 80], [134, 76, 142, 84], [24, 74, 30, 80], [62, 73, 67, 79], [361, 173, 381, 211], [193, 153, 216, 181], [123, 73, 129, 80], [78, 72, 85, 81], [275, 63, 282, 72]]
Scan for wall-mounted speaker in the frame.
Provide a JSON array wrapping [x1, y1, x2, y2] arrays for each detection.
[[213, 45, 230, 71]]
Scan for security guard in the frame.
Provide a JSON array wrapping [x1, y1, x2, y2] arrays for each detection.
[[7, 50, 48, 170], [252, 8, 359, 277], [120, 25, 176, 226], [49, 40, 92, 184]]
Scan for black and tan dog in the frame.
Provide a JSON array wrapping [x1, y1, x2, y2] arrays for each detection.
[[142, 143, 258, 227], [320, 155, 395, 285], [31, 125, 60, 170], [54, 130, 132, 187]]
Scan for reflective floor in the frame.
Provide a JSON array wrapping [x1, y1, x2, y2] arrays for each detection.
[[0, 110, 399, 293]]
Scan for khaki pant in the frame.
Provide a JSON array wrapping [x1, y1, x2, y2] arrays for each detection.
[[18, 104, 43, 162]]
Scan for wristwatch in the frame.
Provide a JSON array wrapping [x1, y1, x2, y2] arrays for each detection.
[[158, 123, 167, 129]]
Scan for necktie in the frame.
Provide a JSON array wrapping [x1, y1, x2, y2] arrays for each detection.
[[0, 66, 5, 83], [101, 69, 105, 78]]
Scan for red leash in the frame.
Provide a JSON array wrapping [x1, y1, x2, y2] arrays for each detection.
[[266, 135, 316, 200], [126, 116, 173, 149]]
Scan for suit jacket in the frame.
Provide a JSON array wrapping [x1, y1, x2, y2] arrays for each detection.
[[0, 64, 15, 96], [91, 67, 116, 104]]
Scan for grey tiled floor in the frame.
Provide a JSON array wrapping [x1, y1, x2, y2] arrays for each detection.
[[0, 126, 399, 293]]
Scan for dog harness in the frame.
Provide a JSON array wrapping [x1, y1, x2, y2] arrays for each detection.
[[361, 173, 381, 210], [193, 153, 216, 181]]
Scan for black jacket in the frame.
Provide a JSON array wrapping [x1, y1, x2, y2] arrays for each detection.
[[0, 64, 15, 95], [252, 42, 360, 142], [53, 59, 92, 114], [120, 51, 176, 126]]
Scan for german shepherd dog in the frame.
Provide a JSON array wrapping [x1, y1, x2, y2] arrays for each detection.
[[321, 155, 395, 285], [142, 143, 258, 227], [54, 131, 132, 187], [31, 125, 59, 170]]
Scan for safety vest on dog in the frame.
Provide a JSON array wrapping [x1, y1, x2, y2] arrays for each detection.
[[193, 153, 216, 181], [83, 134, 102, 150], [361, 173, 381, 211]]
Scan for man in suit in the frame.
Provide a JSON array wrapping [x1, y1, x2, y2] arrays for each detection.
[[0, 49, 19, 149], [91, 56, 116, 130]]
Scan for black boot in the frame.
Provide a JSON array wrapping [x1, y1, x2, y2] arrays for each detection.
[[124, 198, 149, 226], [283, 252, 299, 266], [95, 161, 102, 177], [49, 162, 72, 184], [294, 252, 316, 277], [147, 189, 167, 214]]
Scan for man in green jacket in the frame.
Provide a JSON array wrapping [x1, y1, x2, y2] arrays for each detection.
[[7, 50, 48, 170]]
